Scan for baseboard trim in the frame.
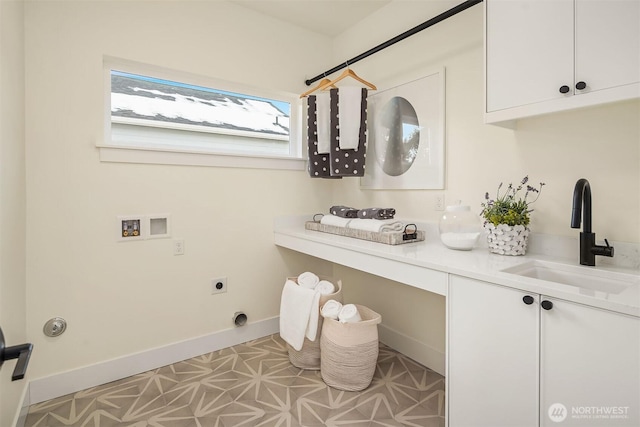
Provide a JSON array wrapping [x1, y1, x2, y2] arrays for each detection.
[[26, 318, 443, 408], [28, 317, 279, 405], [378, 323, 445, 376]]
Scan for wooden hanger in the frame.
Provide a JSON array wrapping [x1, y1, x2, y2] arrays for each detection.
[[317, 68, 377, 91], [299, 78, 337, 98]]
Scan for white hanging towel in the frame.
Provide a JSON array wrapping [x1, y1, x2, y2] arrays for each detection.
[[305, 291, 321, 341], [338, 86, 363, 150], [279, 280, 321, 350], [316, 92, 331, 154]]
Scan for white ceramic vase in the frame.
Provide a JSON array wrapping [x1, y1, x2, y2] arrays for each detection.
[[484, 223, 530, 256]]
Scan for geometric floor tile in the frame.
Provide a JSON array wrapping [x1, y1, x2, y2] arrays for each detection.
[[25, 334, 445, 427]]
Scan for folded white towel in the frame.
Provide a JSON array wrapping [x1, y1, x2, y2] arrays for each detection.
[[316, 92, 331, 154], [320, 214, 352, 228], [338, 303, 362, 323], [298, 271, 320, 289], [338, 86, 362, 150], [348, 218, 405, 233], [279, 280, 320, 351], [321, 299, 343, 320], [315, 280, 335, 295]]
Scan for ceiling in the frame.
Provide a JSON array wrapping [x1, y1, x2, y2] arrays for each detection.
[[229, 0, 392, 37]]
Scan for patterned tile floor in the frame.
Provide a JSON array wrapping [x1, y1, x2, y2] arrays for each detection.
[[25, 334, 445, 427]]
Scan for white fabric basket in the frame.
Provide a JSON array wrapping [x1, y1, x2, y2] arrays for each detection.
[[320, 304, 382, 391]]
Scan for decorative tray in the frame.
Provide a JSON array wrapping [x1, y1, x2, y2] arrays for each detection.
[[304, 221, 425, 245]]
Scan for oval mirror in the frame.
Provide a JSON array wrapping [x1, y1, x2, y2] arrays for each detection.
[[374, 96, 420, 176]]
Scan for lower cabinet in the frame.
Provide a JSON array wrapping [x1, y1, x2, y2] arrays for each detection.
[[448, 275, 539, 427], [448, 275, 640, 427], [540, 297, 639, 426]]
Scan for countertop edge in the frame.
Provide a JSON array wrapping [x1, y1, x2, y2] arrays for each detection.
[[274, 216, 640, 318]]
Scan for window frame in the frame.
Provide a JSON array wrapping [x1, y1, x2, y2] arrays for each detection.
[[99, 56, 305, 170]]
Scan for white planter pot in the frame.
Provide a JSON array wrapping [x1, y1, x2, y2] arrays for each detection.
[[484, 223, 530, 256]]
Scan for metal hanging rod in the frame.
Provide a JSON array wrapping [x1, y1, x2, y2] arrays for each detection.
[[304, 0, 483, 86]]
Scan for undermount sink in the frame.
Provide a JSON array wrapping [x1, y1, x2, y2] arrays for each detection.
[[501, 260, 640, 294]]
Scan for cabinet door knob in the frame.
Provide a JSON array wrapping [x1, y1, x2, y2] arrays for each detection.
[[541, 300, 554, 310], [575, 81, 587, 90], [559, 85, 571, 94], [522, 295, 534, 305]]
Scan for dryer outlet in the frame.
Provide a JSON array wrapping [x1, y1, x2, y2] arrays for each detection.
[[211, 277, 227, 294]]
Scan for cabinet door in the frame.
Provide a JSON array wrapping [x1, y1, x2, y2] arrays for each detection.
[[541, 298, 640, 426], [486, 0, 574, 112], [575, 0, 640, 94], [448, 276, 539, 427]]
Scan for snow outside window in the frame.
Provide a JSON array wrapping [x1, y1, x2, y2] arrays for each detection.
[[100, 58, 304, 170]]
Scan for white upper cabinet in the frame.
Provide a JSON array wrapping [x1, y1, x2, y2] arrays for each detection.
[[486, 0, 575, 112], [485, 0, 640, 125], [574, 0, 640, 94]]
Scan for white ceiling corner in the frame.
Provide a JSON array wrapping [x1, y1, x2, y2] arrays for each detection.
[[229, 0, 392, 37]]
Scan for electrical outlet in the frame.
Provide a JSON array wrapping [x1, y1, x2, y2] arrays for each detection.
[[173, 239, 185, 255], [435, 193, 445, 211], [211, 277, 227, 294]]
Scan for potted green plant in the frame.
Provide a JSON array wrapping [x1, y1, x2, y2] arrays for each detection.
[[480, 176, 545, 255]]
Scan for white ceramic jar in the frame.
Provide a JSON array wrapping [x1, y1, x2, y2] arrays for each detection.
[[439, 205, 481, 250]]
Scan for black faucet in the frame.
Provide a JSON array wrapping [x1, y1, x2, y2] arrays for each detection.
[[571, 178, 614, 266]]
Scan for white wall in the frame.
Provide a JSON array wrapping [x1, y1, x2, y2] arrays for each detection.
[[23, 0, 334, 380], [327, 1, 639, 361], [0, 0, 27, 425], [332, 0, 639, 240]]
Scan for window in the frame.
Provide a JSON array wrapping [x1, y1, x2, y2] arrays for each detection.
[[100, 58, 304, 169]]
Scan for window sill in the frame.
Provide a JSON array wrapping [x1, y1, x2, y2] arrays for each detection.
[[97, 145, 307, 171]]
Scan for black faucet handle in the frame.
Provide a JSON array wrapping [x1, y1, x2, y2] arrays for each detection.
[[592, 238, 615, 258]]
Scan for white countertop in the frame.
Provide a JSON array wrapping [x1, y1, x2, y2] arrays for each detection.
[[274, 216, 640, 317]]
